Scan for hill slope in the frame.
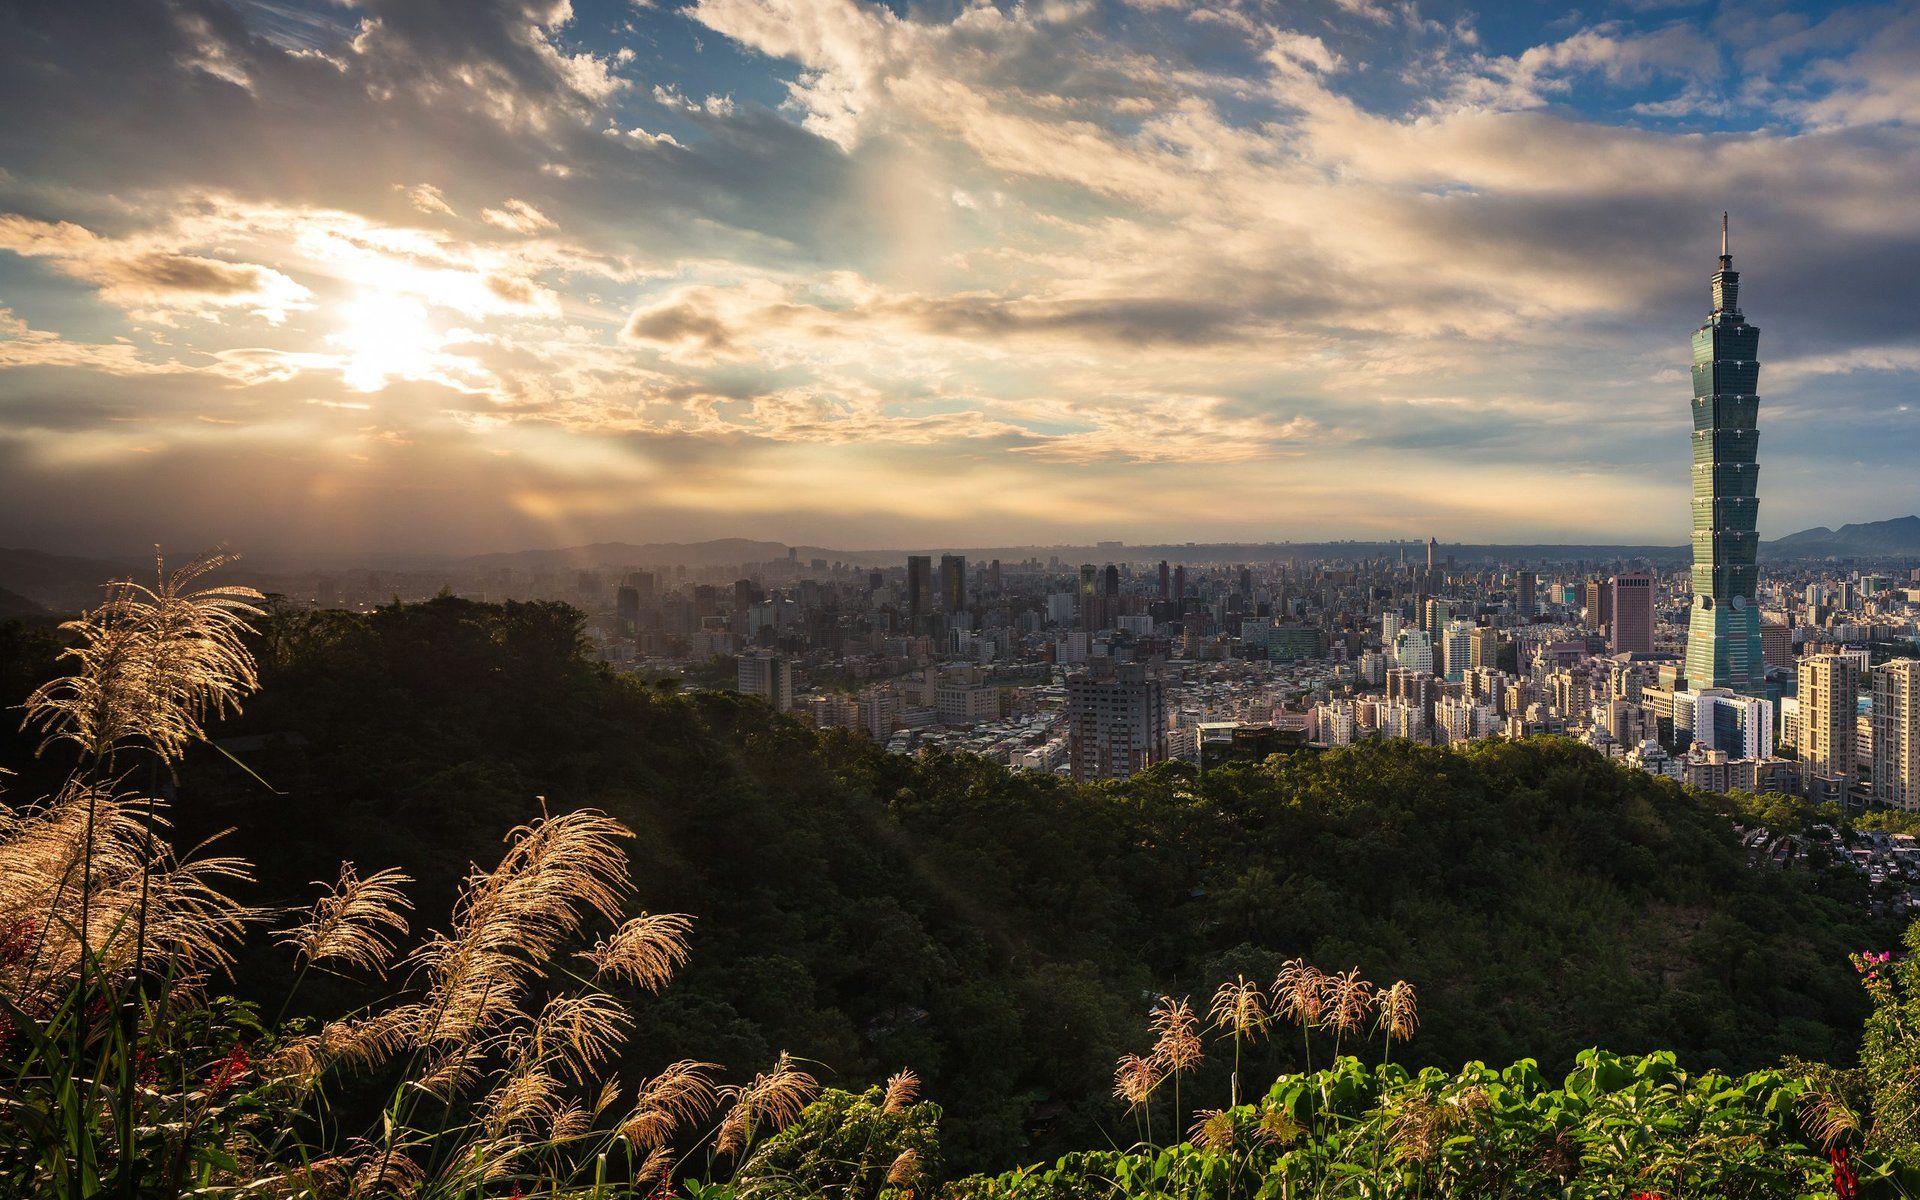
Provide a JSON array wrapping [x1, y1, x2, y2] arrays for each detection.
[[1770, 514, 1920, 557]]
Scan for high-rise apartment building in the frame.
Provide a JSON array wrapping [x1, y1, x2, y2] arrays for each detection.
[[1067, 664, 1167, 782], [1760, 619, 1791, 671], [1610, 573, 1655, 655], [1585, 580, 1613, 637], [1684, 215, 1766, 694], [1798, 653, 1857, 800], [1440, 620, 1473, 683], [1469, 626, 1501, 672], [1873, 660, 1920, 811], [736, 651, 793, 713]]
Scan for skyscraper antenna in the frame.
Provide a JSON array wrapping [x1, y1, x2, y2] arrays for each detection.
[[1721, 212, 1729, 257]]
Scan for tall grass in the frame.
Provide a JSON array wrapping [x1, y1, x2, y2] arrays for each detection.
[[0, 555, 819, 1197]]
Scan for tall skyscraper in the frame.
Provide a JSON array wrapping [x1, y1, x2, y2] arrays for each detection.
[[1798, 654, 1857, 801], [939, 554, 967, 613], [1158, 560, 1170, 600], [906, 555, 932, 622], [1610, 573, 1655, 656], [1684, 215, 1765, 694], [1873, 660, 1920, 812], [615, 585, 640, 637], [1516, 570, 1538, 620], [1067, 664, 1167, 782], [1426, 537, 1438, 571]]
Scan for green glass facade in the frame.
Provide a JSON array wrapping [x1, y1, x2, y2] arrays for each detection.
[[1683, 218, 1765, 693]]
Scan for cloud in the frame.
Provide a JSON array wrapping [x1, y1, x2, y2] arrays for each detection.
[[481, 198, 558, 234], [403, 183, 458, 217], [0, 215, 312, 322], [1, 0, 1920, 552]]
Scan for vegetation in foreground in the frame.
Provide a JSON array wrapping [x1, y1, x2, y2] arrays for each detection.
[[0, 556, 1913, 1196]]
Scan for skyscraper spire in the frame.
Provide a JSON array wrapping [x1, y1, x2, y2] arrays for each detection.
[[1685, 214, 1764, 694]]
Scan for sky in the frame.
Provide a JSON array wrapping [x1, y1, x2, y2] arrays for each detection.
[[2, 0, 1918, 557]]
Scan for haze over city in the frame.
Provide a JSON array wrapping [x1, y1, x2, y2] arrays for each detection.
[[4, 0, 1920, 557]]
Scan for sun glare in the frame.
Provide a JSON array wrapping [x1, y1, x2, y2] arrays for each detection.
[[332, 290, 441, 392]]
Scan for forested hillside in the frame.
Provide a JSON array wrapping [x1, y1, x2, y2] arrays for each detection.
[[0, 597, 1874, 1173]]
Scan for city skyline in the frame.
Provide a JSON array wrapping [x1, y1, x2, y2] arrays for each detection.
[[5, 1, 1920, 557]]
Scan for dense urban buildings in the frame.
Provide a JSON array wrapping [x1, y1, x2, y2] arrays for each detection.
[[269, 220, 1920, 815]]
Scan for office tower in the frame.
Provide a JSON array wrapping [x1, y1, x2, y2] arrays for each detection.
[[1694, 692, 1773, 760], [867, 570, 884, 592], [1423, 597, 1456, 644], [1584, 580, 1612, 637], [1393, 628, 1434, 675], [906, 555, 932, 622], [1798, 654, 1857, 799], [1173, 564, 1187, 603], [1610, 573, 1655, 656], [615, 585, 640, 637], [1441, 620, 1473, 683], [736, 651, 793, 713], [1874, 661, 1920, 811], [1517, 570, 1538, 619], [1103, 563, 1120, 609], [1238, 566, 1253, 597], [1427, 537, 1437, 571], [1066, 664, 1167, 782], [733, 578, 756, 612], [1684, 215, 1766, 694], [939, 554, 967, 613], [1078, 563, 1098, 630], [1158, 560, 1170, 600], [629, 570, 656, 601], [1381, 613, 1402, 652]]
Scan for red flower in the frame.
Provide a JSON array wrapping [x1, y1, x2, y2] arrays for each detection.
[[1631, 1193, 1665, 1200], [207, 1041, 250, 1095], [1832, 1147, 1858, 1200]]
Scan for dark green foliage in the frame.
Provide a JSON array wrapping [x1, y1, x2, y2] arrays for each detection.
[[731, 1086, 942, 1199], [0, 602, 1884, 1173], [942, 1050, 1889, 1199]]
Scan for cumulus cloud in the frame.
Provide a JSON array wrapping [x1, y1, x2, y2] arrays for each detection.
[[0, 215, 312, 322]]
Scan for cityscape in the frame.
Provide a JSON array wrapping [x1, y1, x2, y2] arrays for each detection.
[[9, 0, 1920, 1194], [173, 225, 1916, 829]]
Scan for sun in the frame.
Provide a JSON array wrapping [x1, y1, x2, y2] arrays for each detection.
[[331, 289, 442, 392]]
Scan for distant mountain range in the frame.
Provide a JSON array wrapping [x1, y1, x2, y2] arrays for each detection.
[[1766, 515, 1920, 558], [1, 518, 1915, 613]]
